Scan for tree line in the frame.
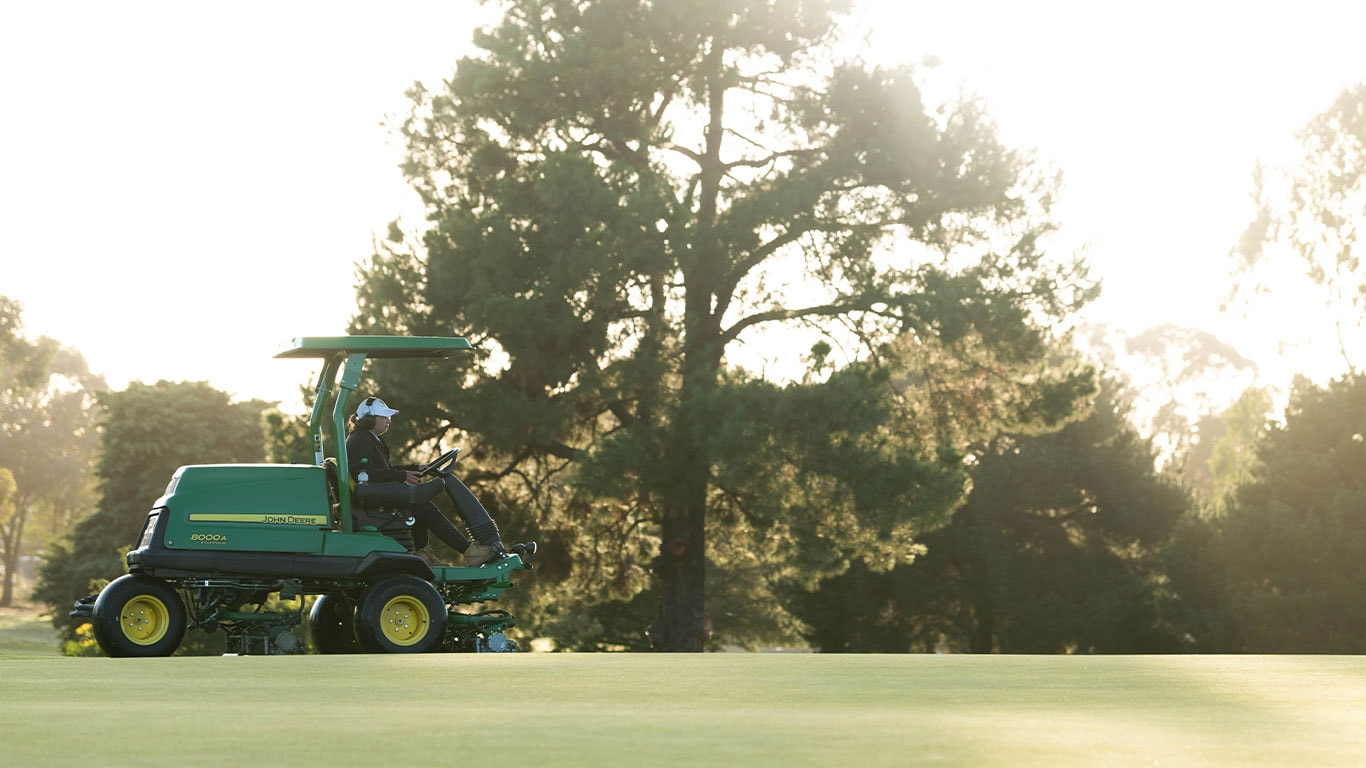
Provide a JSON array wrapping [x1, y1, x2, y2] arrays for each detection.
[[10, 0, 1366, 653]]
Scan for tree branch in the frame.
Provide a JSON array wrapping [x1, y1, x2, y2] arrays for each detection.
[[715, 227, 808, 320], [721, 145, 820, 173], [662, 141, 702, 165], [719, 297, 877, 345]]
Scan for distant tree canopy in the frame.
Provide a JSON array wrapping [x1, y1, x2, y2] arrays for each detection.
[[352, 0, 1097, 650], [0, 296, 104, 607], [1232, 81, 1366, 374], [35, 381, 267, 642], [1169, 374, 1366, 652], [796, 377, 1189, 653], [1074, 322, 1263, 485], [1202, 386, 1274, 514]]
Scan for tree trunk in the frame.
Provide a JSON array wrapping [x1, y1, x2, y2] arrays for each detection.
[[0, 542, 17, 607], [0, 513, 21, 607], [649, 500, 708, 651], [648, 346, 719, 651], [967, 556, 995, 653], [647, 32, 728, 652], [0, 563, 13, 607]]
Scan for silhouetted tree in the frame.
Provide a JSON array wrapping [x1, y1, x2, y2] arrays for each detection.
[[798, 378, 1189, 653], [1170, 374, 1366, 652]]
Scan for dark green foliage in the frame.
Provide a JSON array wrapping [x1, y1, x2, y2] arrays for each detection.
[[797, 379, 1189, 653], [1170, 374, 1366, 652], [34, 381, 268, 649], [264, 403, 315, 465]]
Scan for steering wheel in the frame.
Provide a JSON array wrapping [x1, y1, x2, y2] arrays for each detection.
[[421, 448, 461, 478]]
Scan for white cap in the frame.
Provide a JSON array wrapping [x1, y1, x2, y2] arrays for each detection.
[[356, 397, 399, 418]]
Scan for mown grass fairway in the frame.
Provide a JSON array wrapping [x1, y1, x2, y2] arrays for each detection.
[[0, 608, 61, 658], [2, 651, 1364, 766]]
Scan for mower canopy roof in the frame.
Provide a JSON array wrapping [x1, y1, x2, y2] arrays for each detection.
[[274, 335, 472, 360]]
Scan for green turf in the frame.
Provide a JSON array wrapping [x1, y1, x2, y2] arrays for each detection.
[[2, 652, 1364, 766], [0, 608, 61, 657]]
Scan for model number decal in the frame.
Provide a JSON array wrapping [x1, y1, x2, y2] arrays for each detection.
[[190, 533, 228, 544]]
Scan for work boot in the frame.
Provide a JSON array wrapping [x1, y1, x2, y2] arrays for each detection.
[[463, 542, 500, 567], [511, 542, 538, 560], [415, 546, 447, 567]]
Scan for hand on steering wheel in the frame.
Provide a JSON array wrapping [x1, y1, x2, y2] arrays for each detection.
[[420, 447, 461, 478]]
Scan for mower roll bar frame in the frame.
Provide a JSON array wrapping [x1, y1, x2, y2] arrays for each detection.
[[274, 336, 473, 533]]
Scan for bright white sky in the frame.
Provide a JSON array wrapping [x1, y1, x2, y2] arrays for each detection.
[[4, 1, 1365, 413]]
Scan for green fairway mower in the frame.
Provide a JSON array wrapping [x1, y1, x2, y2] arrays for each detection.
[[71, 336, 531, 657]]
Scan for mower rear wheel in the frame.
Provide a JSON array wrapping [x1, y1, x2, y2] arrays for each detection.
[[308, 593, 363, 654], [355, 575, 446, 653], [91, 574, 188, 657]]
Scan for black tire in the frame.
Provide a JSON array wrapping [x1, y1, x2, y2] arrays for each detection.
[[354, 575, 446, 653], [308, 593, 363, 654], [91, 574, 187, 658]]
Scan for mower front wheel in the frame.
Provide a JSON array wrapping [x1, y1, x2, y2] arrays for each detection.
[[355, 575, 446, 653], [91, 574, 187, 657]]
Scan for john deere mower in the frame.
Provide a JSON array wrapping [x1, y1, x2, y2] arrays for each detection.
[[72, 336, 529, 656]]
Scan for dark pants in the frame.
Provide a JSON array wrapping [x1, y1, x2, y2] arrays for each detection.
[[354, 501, 470, 553], [442, 475, 501, 547], [409, 500, 471, 552], [353, 476, 498, 552]]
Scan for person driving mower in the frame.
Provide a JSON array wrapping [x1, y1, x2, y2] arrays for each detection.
[[345, 396, 535, 567]]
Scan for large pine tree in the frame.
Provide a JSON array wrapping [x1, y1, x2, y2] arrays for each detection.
[[353, 0, 1096, 650]]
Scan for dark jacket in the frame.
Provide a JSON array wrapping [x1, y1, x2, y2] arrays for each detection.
[[345, 429, 411, 484]]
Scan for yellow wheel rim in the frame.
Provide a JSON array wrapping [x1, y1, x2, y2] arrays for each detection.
[[119, 595, 171, 646], [379, 596, 431, 646]]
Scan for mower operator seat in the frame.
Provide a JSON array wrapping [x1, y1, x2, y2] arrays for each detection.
[[320, 457, 418, 551], [321, 458, 345, 529]]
